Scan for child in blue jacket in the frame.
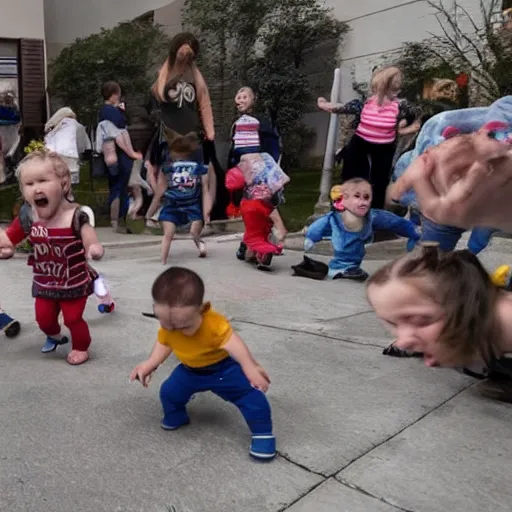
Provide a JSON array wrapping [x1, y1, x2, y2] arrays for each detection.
[[293, 178, 419, 281]]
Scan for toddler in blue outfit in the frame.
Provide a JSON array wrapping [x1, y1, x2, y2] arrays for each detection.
[[157, 129, 209, 264], [293, 178, 420, 281]]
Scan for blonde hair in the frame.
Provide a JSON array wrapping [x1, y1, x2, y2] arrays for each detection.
[[371, 66, 403, 105], [367, 244, 501, 365], [341, 178, 372, 197], [16, 150, 72, 197], [236, 86, 255, 99]]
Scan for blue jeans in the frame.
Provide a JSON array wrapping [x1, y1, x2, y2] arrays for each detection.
[[421, 217, 496, 254], [159, 357, 273, 435], [107, 150, 132, 220]]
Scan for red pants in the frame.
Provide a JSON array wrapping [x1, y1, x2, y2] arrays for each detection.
[[35, 297, 91, 351], [240, 199, 282, 255]]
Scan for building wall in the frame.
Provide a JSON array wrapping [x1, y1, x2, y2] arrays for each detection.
[[0, 0, 45, 40], [44, 0, 178, 59]]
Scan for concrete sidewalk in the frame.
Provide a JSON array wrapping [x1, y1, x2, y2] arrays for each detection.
[[1, 238, 511, 512]]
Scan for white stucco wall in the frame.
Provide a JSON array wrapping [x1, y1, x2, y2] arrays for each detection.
[[325, 0, 490, 101], [44, 0, 177, 52], [0, 0, 45, 39]]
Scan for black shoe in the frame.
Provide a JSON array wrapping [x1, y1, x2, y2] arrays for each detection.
[[477, 378, 512, 403], [382, 341, 423, 358], [257, 253, 273, 271], [236, 242, 247, 261], [332, 268, 369, 281], [291, 256, 328, 280]]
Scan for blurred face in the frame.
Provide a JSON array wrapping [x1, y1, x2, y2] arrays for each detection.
[[367, 279, 447, 367], [153, 302, 204, 336], [235, 89, 254, 113], [343, 185, 372, 217], [176, 44, 195, 64], [20, 162, 66, 220]]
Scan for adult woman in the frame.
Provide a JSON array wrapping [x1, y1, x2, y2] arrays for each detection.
[[145, 33, 215, 226]]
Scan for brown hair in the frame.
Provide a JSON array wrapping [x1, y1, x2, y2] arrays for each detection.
[[152, 32, 202, 103], [16, 150, 72, 198], [161, 126, 198, 156], [101, 80, 121, 100], [367, 243, 501, 365], [371, 66, 403, 105], [152, 267, 205, 307]]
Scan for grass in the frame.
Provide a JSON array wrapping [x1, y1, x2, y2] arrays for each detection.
[[0, 163, 322, 233], [280, 169, 321, 232]]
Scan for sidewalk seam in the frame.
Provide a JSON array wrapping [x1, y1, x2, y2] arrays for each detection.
[[232, 317, 384, 350]]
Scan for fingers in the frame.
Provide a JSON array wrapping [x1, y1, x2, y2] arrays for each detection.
[[392, 152, 434, 202], [260, 368, 271, 384]]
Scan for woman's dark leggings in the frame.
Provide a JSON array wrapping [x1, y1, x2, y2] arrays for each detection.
[[341, 134, 396, 210]]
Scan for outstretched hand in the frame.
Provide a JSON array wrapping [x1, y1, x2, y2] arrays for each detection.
[[388, 130, 512, 230], [317, 97, 336, 113]]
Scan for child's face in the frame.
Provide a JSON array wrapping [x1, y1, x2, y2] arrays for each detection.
[[235, 90, 254, 113], [343, 185, 372, 217], [20, 162, 65, 220], [367, 278, 447, 367], [154, 302, 204, 336]]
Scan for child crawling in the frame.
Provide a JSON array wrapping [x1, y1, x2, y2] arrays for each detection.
[[293, 178, 419, 281], [367, 243, 512, 403], [130, 267, 276, 460]]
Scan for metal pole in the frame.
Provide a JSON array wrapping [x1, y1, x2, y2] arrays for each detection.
[[315, 67, 342, 213]]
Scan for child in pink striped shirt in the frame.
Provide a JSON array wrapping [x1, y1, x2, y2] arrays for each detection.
[[318, 66, 418, 209]]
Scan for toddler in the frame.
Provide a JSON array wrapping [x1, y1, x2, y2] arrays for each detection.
[[130, 267, 276, 461], [156, 129, 209, 264], [0, 151, 104, 365], [294, 178, 419, 281]]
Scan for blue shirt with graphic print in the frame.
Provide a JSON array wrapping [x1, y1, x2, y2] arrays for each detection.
[[161, 159, 208, 206]]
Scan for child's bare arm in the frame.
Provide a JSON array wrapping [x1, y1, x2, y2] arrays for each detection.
[[115, 131, 142, 160], [81, 223, 104, 260], [130, 341, 173, 387], [398, 119, 421, 136], [223, 332, 270, 392]]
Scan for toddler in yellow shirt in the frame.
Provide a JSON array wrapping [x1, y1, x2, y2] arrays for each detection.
[[130, 267, 276, 461]]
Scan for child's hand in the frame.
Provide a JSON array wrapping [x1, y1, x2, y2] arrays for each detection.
[[0, 230, 14, 259], [244, 364, 271, 393], [132, 151, 143, 161], [317, 97, 336, 113], [88, 243, 104, 260], [130, 362, 156, 387]]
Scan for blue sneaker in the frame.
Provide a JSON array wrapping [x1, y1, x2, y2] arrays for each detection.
[[250, 435, 276, 461], [160, 419, 190, 431], [0, 312, 20, 338], [41, 335, 69, 353]]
